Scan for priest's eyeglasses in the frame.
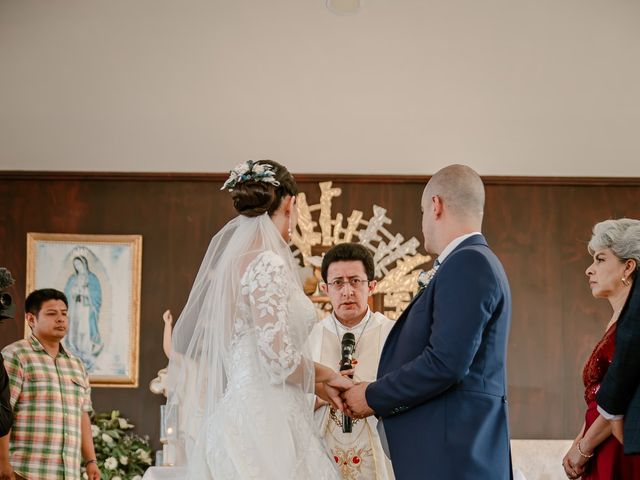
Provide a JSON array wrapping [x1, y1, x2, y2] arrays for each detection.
[[326, 278, 370, 289]]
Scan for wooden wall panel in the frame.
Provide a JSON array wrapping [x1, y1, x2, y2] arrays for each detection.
[[1, 172, 639, 446]]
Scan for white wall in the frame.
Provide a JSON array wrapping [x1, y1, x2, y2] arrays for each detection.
[[1, 0, 639, 176]]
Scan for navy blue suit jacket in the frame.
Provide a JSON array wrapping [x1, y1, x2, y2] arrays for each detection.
[[596, 276, 640, 454], [366, 235, 513, 479]]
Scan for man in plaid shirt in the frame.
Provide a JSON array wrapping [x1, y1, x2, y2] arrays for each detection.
[[0, 289, 100, 480]]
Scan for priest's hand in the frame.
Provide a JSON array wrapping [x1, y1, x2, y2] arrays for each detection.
[[343, 381, 374, 419]]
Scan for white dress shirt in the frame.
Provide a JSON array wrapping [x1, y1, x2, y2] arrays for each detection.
[[436, 232, 482, 264]]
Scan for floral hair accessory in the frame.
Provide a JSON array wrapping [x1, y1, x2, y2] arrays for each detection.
[[221, 160, 281, 191]]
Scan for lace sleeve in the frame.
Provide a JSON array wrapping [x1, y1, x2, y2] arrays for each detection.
[[241, 251, 302, 385]]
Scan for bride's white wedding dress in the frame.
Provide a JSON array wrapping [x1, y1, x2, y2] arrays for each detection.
[[167, 214, 339, 480], [193, 251, 338, 478]]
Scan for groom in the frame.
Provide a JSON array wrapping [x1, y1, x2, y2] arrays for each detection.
[[344, 164, 513, 479]]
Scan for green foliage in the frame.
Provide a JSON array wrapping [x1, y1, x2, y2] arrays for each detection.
[[84, 410, 154, 480]]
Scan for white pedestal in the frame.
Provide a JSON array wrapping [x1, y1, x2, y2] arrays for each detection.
[[511, 439, 574, 480]]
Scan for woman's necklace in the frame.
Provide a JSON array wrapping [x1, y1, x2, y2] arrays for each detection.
[[331, 310, 372, 366]]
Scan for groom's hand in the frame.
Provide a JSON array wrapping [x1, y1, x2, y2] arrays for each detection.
[[343, 382, 374, 418]]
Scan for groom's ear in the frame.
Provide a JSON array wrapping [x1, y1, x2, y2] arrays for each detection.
[[432, 195, 444, 217]]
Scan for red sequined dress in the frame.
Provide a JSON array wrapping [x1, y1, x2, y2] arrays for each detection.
[[581, 323, 640, 479]]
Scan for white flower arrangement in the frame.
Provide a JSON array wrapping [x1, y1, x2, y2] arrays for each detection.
[[135, 448, 153, 465], [104, 457, 118, 470], [87, 410, 153, 480], [118, 418, 133, 429], [221, 160, 281, 191]]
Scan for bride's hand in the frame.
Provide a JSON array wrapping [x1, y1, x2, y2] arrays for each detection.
[[327, 371, 354, 391], [321, 372, 354, 412], [323, 382, 345, 412]]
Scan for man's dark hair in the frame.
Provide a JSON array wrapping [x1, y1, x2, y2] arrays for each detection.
[[25, 289, 68, 316], [321, 243, 376, 282]]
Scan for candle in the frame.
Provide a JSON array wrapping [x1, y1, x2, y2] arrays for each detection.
[[159, 405, 167, 443]]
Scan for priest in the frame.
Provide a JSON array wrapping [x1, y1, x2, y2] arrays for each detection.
[[309, 243, 395, 480]]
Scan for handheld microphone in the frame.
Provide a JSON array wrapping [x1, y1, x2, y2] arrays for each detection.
[[340, 332, 356, 433]]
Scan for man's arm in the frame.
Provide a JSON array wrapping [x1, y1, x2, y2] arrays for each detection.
[[596, 278, 640, 419], [366, 250, 502, 416], [80, 412, 99, 480], [78, 361, 99, 480], [0, 432, 14, 480]]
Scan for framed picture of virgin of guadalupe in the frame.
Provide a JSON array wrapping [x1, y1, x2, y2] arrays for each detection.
[[26, 233, 142, 387]]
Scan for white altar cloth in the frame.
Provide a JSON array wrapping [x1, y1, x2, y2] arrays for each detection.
[[141, 439, 572, 480], [142, 466, 187, 480]]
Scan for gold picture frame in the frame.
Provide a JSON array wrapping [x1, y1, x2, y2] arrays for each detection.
[[26, 233, 142, 388]]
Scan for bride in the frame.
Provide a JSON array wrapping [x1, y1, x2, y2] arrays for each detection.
[[166, 160, 349, 479]]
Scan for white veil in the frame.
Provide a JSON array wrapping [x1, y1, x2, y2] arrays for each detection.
[[165, 213, 316, 471]]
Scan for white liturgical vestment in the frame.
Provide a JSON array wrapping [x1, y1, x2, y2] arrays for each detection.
[[309, 310, 396, 480]]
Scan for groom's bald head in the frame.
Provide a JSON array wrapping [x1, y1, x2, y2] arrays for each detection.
[[424, 165, 485, 222]]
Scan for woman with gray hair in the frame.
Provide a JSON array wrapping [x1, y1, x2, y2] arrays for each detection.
[[562, 218, 640, 480]]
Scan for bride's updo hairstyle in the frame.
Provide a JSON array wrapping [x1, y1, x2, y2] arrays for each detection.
[[229, 160, 299, 218]]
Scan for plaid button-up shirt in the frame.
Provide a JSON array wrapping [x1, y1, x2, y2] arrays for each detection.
[[2, 335, 93, 480]]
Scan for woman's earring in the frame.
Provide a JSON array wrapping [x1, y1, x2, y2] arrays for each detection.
[[287, 215, 292, 239], [622, 277, 630, 286]]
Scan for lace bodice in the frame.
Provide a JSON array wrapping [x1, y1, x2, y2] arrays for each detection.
[[234, 250, 317, 385]]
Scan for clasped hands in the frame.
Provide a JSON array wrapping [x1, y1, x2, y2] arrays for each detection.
[[319, 371, 375, 420], [562, 436, 591, 480]]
